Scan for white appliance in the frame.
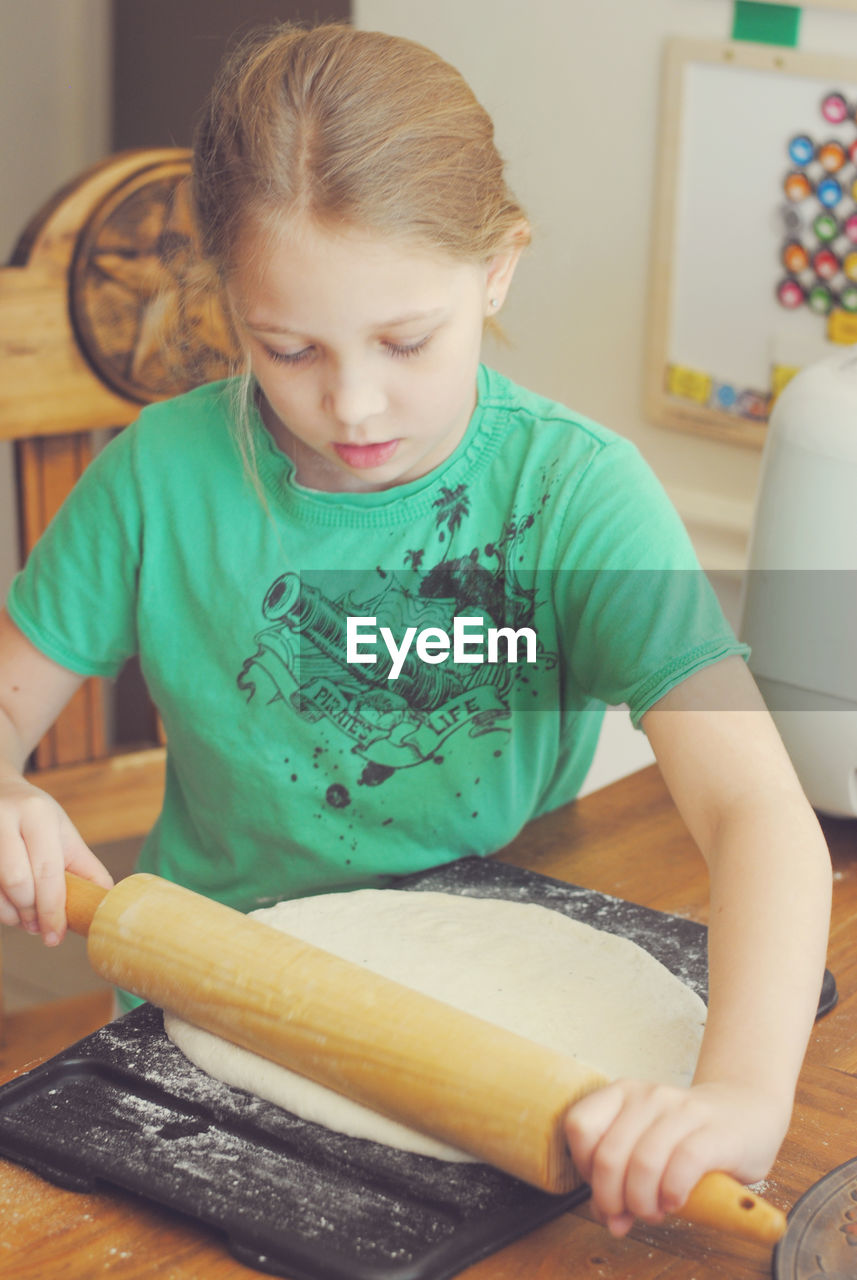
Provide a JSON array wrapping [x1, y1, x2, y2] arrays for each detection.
[[740, 352, 857, 817]]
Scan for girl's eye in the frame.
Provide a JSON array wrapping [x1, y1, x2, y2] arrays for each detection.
[[265, 346, 315, 367], [262, 336, 431, 365], [384, 336, 431, 359]]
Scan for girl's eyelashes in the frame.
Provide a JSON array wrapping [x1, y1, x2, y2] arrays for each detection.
[[262, 335, 432, 366], [384, 336, 431, 359], [264, 346, 315, 367]]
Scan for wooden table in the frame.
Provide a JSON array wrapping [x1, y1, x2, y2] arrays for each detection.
[[1, 764, 856, 1279]]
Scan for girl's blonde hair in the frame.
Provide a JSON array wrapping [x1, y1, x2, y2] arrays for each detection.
[[191, 22, 529, 273]]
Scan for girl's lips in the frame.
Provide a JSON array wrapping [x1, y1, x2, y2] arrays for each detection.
[[333, 439, 400, 469]]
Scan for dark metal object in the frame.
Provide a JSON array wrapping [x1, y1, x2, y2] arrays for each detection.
[[773, 1157, 857, 1279]]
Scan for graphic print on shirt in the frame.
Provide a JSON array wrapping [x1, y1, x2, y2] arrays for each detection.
[[237, 486, 557, 797]]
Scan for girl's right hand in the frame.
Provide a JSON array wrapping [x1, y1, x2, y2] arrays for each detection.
[[0, 775, 113, 946], [564, 1075, 789, 1236]]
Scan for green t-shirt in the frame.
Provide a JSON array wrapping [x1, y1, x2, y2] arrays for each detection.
[[8, 365, 745, 914]]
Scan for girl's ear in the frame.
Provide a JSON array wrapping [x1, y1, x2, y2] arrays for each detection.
[[484, 220, 530, 316]]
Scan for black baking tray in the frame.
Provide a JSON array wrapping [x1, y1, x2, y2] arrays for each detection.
[[0, 858, 838, 1280]]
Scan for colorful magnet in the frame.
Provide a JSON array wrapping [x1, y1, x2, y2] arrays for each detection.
[[813, 248, 840, 280], [788, 134, 815, 165], [818, 141, 848, 173], [667, 364, 712, 405], [839, 284, 857, 312], [736, 390, 770, 422], [817, 177, 843, 208], [713, 384, 737, 410], [784, 171, 813, 201], [849, 139, 857, 165], [844, 252, 857, 282], [821, 92, 849, 124], [808, 285, 834, 315], [782, 241, 810, 273], [828, 308, 857, 345], [813, 212, 839, 242], [771, 365, 799, 399], [845, 213, 857, 243], [782, 204, 803, 232], [777, 279, 805, 309]]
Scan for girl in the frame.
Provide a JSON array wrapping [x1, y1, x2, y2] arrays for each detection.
[[0, 23, 831, 1239]]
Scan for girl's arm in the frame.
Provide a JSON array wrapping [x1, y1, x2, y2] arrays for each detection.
[[564, 655, 832, 1236], [0, 608, 113, 944]]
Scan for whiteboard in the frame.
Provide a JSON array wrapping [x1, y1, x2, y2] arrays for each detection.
[[646, 39, 857, 445]]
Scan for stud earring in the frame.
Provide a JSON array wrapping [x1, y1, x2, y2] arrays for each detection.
[[489, 298, 500, 309]]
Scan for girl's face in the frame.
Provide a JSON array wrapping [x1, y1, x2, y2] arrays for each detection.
[[227, 218, 519, 493]]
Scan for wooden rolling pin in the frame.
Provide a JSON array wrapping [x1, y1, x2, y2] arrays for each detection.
[[65, 871, 787, 1244]]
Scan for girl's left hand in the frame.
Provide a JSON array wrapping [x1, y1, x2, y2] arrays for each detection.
[[563, 1078, 790, 1237]]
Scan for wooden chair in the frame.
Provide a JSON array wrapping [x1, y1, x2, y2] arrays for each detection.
[[0, 148, 237, 1041]]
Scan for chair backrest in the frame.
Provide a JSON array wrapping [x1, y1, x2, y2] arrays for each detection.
[[0, 148, 237, 1024]]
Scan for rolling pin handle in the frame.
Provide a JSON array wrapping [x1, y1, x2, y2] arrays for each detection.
[[680, 1170, 787, 1244], [64, 871, 109, 937]]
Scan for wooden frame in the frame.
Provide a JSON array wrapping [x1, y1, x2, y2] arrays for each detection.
[[644, 38, 857, 447], [1, 151, 187, 797], [0, 147, 239, 1025]]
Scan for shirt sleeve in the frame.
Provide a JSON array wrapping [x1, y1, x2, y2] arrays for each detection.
[[6, 422, 143, 678], [551, 435, 749, 726]]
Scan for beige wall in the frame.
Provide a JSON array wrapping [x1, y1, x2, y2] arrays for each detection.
[[0, 0, 111, 599], [354, 0, 857, 570]]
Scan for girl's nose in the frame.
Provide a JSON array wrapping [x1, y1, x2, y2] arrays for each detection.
[[323, 368, 387, 429]]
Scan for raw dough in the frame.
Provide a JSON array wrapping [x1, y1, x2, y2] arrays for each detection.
[[164, 890, 706, 1162]]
